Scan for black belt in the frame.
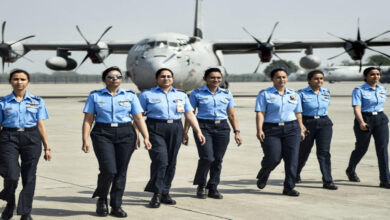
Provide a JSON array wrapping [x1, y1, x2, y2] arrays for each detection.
[[303, 115, 328, 119], [264, 120, 296, 126], [361, 111, 383, 116], [94, 122, 132, 128], [197, 119, 227, 124], [146, 118, 181, 124], [2, 126, 37, 132]]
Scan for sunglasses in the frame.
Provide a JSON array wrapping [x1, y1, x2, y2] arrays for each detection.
[[159, 75, 173, 79], [106, 74, 123, 80]]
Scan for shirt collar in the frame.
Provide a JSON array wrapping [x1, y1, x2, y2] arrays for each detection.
[[6, 91, 33, 102], [305, 86, 326, 94], [155, 85, 175, 93], [101, 88, 125, 95], [200, 85, 221, 94], [362, 83, 381, 90], [271, 87, 292, 94]]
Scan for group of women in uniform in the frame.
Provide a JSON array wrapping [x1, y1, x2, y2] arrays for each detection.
[[0, 66, 389, 219]]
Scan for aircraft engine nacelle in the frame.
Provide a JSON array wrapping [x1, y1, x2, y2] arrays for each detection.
[[299, 54, 321, 69], [89, 42, 109, 63], [45, 56, 78, 71], [4, 42, 26, 62]]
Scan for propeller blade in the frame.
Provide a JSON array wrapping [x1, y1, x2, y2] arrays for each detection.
[[242, 27, 263, 46], [366, 47, 390, 59], [102, 60, 107, 68], [359, 59, 362, 72], [253, 60, 261, 73], [327, 32, 353, 44], [357, 18, 361, 41], [327, 48, 354, 60], [272, 52, 290, 68], [267, 22, 279, 43], [76, 25, 90, 45], [1, 57, 4, 74], [9, 35, 35, 46], [365, 30, 390, 43], [1, 21, 5, 44], [95, 26, 112, 44], [78, 54, 90, 68], [10, 50, 33, 63]]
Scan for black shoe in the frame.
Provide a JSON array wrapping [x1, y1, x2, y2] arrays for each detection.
[[196, 186, 207, 199], [323, 182, 338, 190], [208, 189, 223, 199], [110, 207, 127, 218], [161, 194, 176, 205], [149, 194, 161, 208], [346, 170, 360, 182], [379, 181, 390, 189], [256, 174, 269, 189], [1, 202, 15, 220], [295, 175, 302, 184], [282, 188, 300, 197], [96, 198, 108, 217], [20, 214, 33, 220]]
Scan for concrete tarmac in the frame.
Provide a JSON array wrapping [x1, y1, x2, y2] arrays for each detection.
[[0, 81, 390, 219]]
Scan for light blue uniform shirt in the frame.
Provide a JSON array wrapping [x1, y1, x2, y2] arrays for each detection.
[[0, 91, 49, 128], [83, 88, 143, 123], [189, 85, 236, 120], [299, 86, 330, 116], [255, 87, 302, 123], [139, 86, 193, 120], [352, 83, 386, 112]]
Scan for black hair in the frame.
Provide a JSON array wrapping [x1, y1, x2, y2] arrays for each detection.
[[204, 67, 222, 79], [102, 66, 122, 81], [307, 70, 324, 81], [363, 67, 381, 82], [155, 68, 174, 79], [270, 68, 288, 78], [9, 69, 30, 83]]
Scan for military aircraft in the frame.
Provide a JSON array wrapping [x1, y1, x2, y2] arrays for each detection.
[[1, 0, 390, 91]]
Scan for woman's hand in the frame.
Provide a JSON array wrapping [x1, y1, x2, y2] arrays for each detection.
[[234, 133, 242, 146], [182, 133, 189, 145], [82, 141, 90, 153], [197, 132, 206, 146], [44, 149, 52, 161], [144, 138, 152, 150], [257, 130, 265, 142], [360, 122, 369, 131]]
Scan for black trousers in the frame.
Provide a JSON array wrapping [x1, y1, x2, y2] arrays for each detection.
[[347, 112, 390, 182], [144, 119, 183, 195], [297, 116, 334, 183], [193, 119, 230, 189], [0, 128, 42, 215], [257, 121, 301, 190], [90, 122, 136, 208]]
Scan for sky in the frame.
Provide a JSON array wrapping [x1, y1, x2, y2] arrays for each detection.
[[1, 0, 390, 74]]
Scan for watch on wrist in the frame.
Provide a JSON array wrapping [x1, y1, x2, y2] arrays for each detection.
[[233, 130, 240, 134]]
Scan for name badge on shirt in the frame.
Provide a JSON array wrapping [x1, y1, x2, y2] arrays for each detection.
[[222, 98, 229, 104], [97, 101, 105, 107], [27, 102, 39, 109], [119, 100, 131, 107], [177, 101, 185, 113]]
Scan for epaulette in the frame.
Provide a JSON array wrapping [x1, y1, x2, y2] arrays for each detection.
[[194, 89, 200, 93], [176, 89, 186, 93], [126, 89, 136, 94], [221, 88, 229, 94], [297, 89, 302, 93], [31, 95, 42, 100], [353, 86, 361, 90], [259, 89, 265, 93], [90, 90, 98, 94]]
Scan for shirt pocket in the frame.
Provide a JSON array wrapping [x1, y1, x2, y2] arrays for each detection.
[[26, 107, 38, 121], [2, 107, 16, 118], [302, 97, 314, 103]]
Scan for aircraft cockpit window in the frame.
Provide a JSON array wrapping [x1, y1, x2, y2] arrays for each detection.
[[168, 42, 178, 47], [156, 41, 167, 48], [146, 41, 155, 48]]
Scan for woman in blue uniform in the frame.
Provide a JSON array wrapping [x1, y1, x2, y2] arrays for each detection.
[[82, 66, 151, 217], [0, 69, 51, 220], [139, 68, 206, 208], [182, 68, 242, 199], [346, 67, 390, 188], [296, 70, 337, 190], [255, 68, 305, 196]]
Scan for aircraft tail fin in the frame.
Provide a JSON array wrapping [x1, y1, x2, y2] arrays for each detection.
[[193, 0, 203, 38]]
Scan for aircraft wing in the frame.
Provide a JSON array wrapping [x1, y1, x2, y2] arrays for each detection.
[[23, 41, 136, 54], [212, 39, 390, 54]]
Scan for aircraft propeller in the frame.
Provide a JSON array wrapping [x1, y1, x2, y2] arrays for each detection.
[[0, 21, 35, 73], [242, 22, 292, 73], [327, 18, 390, 72], [75, 25, 112, 68]]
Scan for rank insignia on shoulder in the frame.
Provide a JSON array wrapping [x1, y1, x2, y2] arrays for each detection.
[[90, 90, 98, 94], [126, 90, 135, 94], [194, 89, 200, 93], [176, 89, 186, 93]]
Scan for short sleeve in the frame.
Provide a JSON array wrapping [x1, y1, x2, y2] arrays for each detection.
[[255, 92, 266, 112], [83, 93, 96, 114], [352, 88, 362, 106], [189, 91, 197, 109], [294, 94, 302, 113], [227, 92, 236, 109], [184, 95, 194, 113], [138, 92, 147, 111], [36, 99, 49, 120], [130, 95, 144, 115]]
